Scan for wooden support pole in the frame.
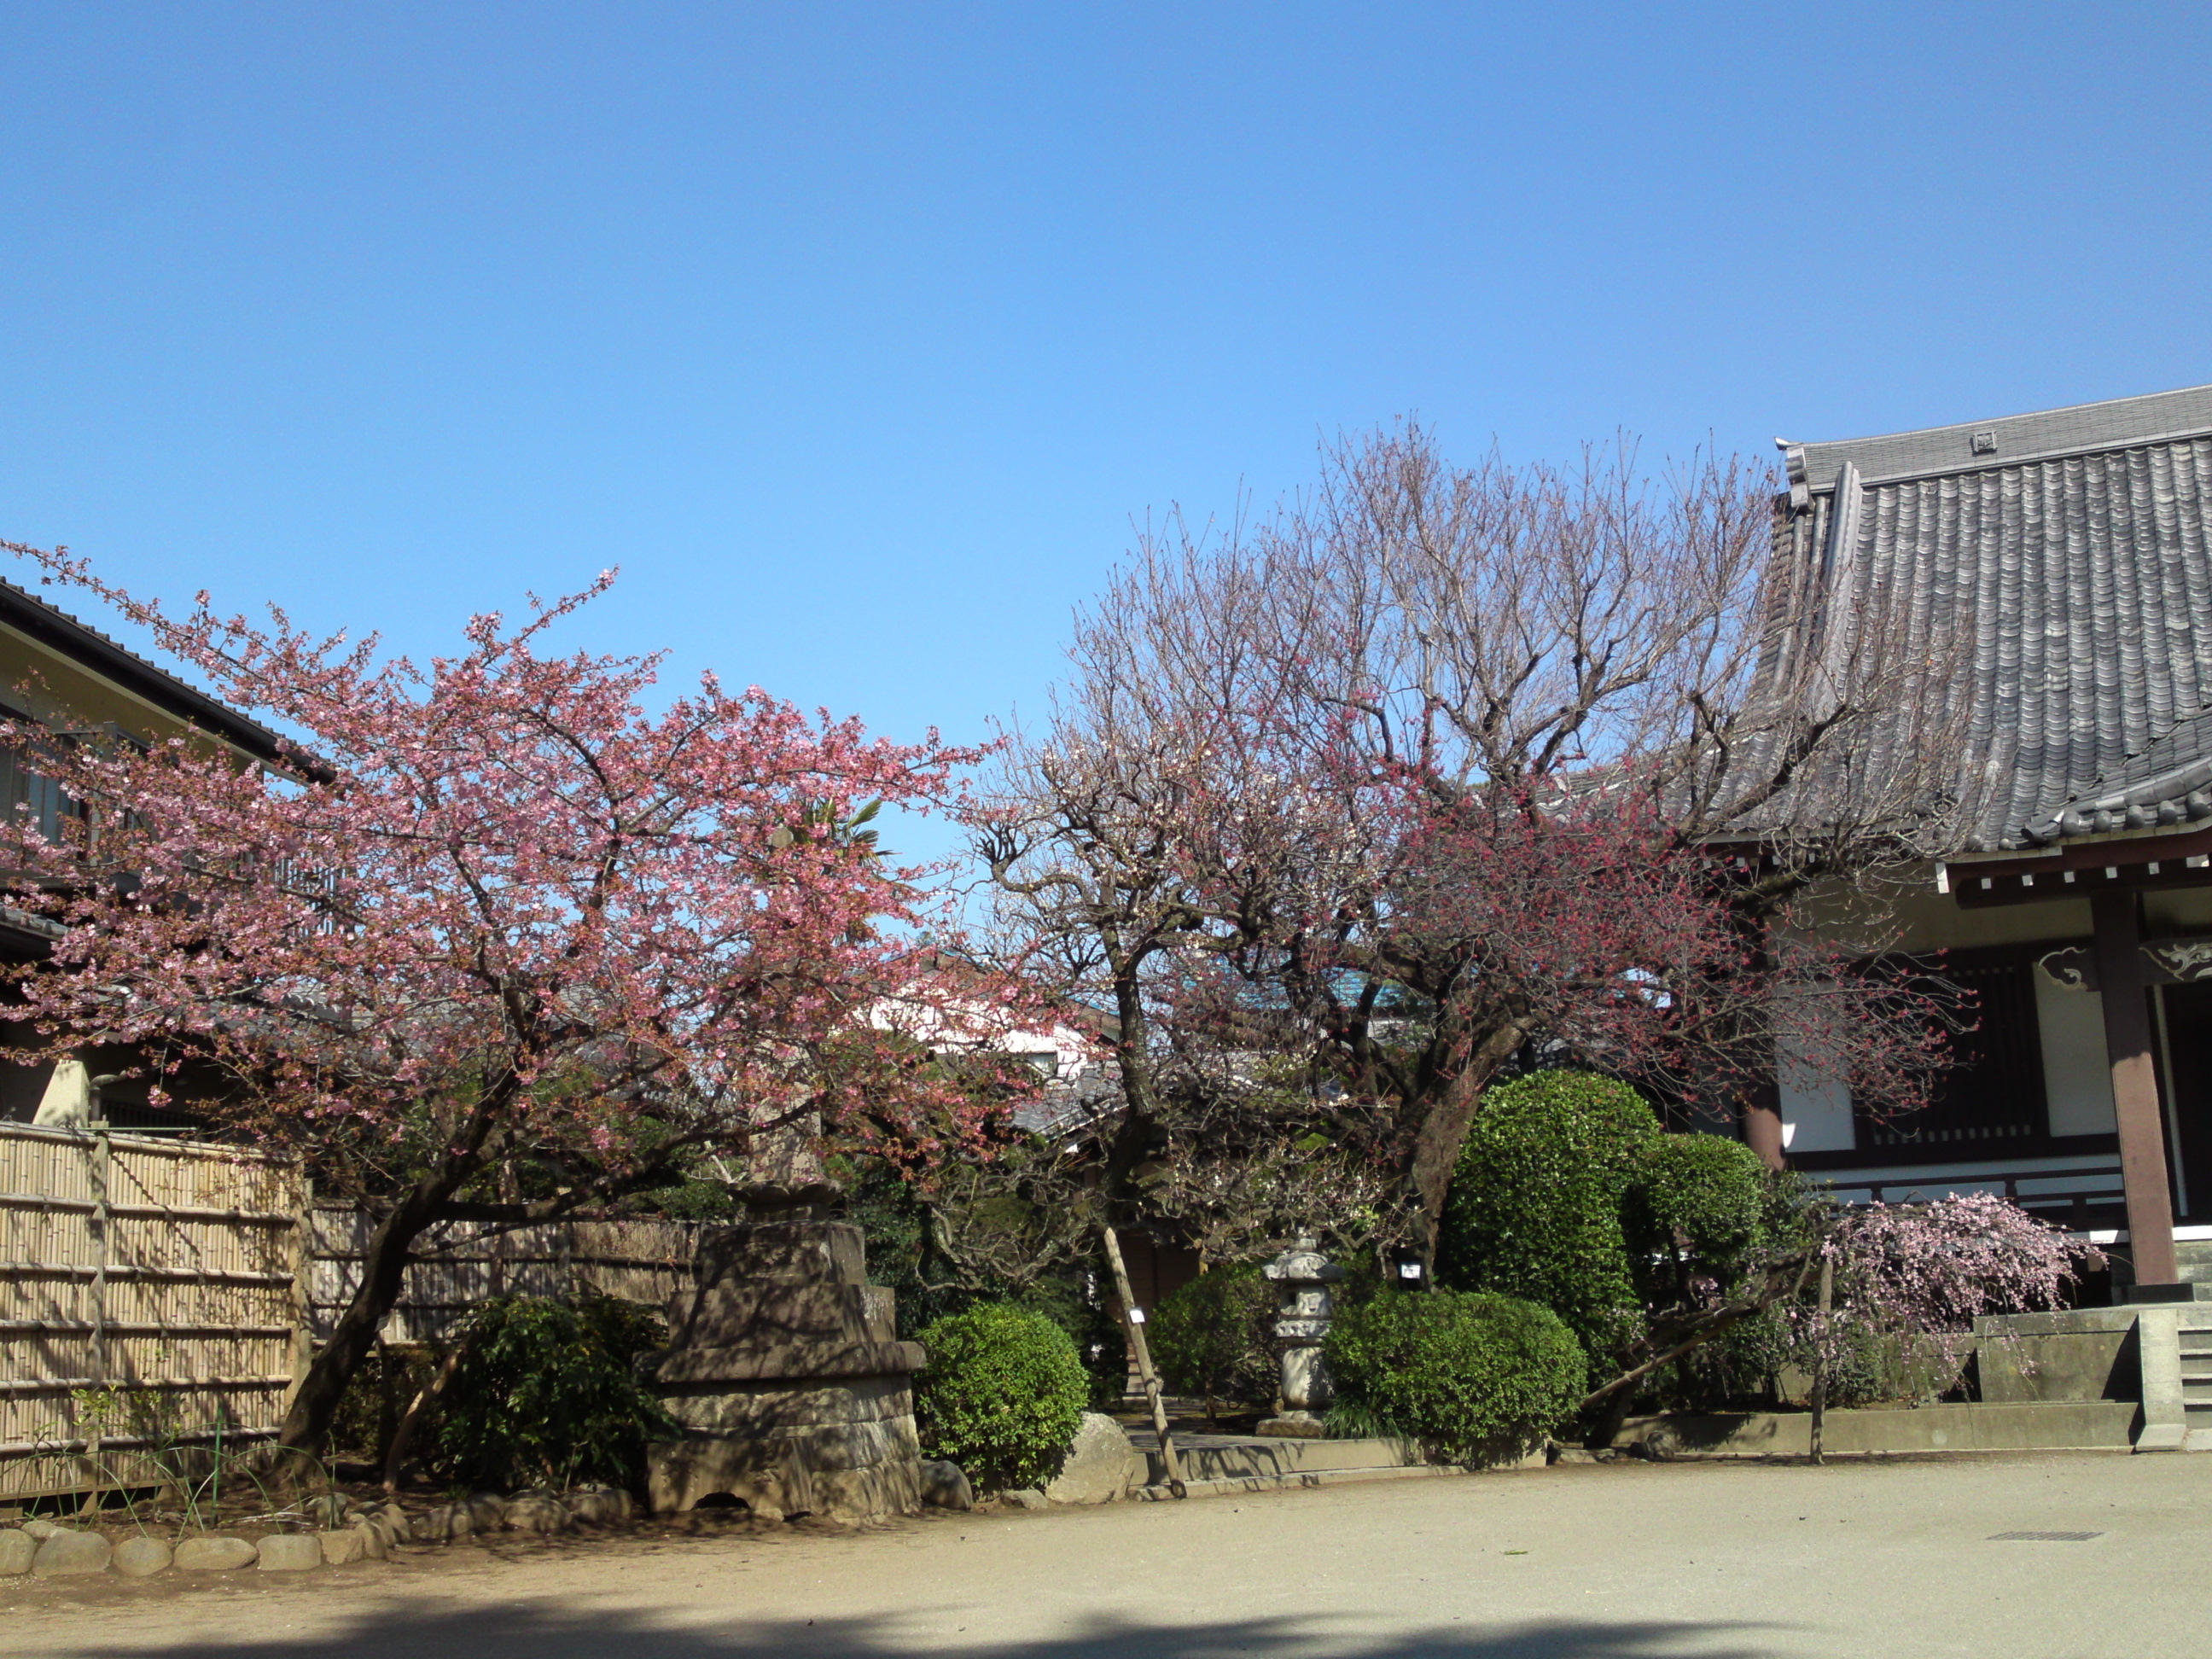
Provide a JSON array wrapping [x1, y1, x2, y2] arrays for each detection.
[[83, 1123, 109, 1516], [2092, 892, 2181, 1289], [1101, 1225, 1185, 1496], [1742, 1082, 1786, 1173], [1808, 1252, 1834, 1466], [284, 1177, 315, 1416]]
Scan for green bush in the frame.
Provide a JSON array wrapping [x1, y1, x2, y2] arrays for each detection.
[[435, 1294, 678, 1491], [1150, 1265, 1276, 1418], [1436, 1070, 1660, 1361], [914, 1302, 1089, 1490], [1622, 1132, 1768, 1302], [328, 1344, 438, 1464], [840, 1156, 1129, 1407], [1324, 1289, 1585, 1461]]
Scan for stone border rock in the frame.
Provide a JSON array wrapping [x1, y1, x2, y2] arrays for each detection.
[[0, 1481, 653, 1583]]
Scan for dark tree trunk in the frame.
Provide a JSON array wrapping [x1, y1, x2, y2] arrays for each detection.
[[1404, 1019, 1529, 1266], [1101, 959, 1161, 1224], [277, 1155, 481, 1454]]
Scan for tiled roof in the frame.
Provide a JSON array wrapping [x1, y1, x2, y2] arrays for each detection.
[[1773, 386, 2212, 853], [0, 576, 285, 761]]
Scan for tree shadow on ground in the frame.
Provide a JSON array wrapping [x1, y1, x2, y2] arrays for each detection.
[[130, 1603, 1784, 1659]]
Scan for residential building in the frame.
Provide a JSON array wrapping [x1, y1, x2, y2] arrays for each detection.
[[0, 576, 284, 1127]]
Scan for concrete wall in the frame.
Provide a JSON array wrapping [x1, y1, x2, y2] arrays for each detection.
[[1972, 1307, 2140, 1405]]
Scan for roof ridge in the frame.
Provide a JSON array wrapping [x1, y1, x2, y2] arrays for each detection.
[[1784, 381, 2212, 456], [1782, 383, 2212, 500]]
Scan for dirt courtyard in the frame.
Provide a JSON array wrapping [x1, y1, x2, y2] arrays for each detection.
[[7, 1452, 2205, 1659]]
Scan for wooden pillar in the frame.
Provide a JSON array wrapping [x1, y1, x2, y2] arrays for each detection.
[[2092, 892, 2180, 1288], [1742, 1081, 1786, 1172]]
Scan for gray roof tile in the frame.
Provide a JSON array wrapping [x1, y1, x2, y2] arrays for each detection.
[[1773, 387, 2212, 852]]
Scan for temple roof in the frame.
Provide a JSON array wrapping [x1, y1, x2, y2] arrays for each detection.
[[1773, 385, 2212, 853]]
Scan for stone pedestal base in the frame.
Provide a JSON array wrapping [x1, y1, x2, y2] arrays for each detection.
[[649, 1220, 927, 1523], [649, 1429, 923, 1520], [1257, 1413, 1329, 1438]]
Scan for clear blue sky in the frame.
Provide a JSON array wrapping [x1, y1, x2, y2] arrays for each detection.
[[5, 3, 2210, 861]]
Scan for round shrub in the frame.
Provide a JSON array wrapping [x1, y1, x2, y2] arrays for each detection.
[[915, 1302, 1088, 1491], [1150, 1265, 1276, 1417], [1436, 1070, 1659, 1360], [1324, 1289, 1586, 1462], [1623, 1132, 1768, 1299], [435, 1293, 677, 1491]]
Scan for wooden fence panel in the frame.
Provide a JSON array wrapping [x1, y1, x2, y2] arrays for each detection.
[[0, 1119, 701, 1501], [0, 1123, 307, 1503], [309, 1213, 697, 1346]]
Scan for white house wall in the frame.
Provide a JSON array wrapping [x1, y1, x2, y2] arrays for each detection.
[[1777, 1038, 1856, 1152]]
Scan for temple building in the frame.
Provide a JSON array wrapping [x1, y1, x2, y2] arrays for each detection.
[[1767, 384, 2212, 1295]]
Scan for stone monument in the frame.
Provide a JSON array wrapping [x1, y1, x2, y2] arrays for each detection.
[[645, 1116, 928, 1521], [1257, 1236, 1343, 1438]]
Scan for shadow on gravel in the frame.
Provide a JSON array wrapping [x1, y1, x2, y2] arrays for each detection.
[[123, 1604, 1780, 1659]]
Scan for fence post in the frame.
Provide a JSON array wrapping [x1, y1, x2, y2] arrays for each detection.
[[82, 1123, 110, 1516], [88, 1126, 109, 1391], [284, 1178, 315, 1416]]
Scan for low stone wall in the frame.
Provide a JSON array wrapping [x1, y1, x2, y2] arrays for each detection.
[[1971, 1307, 2140, 1404], [1614, 1400, 2139, 1459]]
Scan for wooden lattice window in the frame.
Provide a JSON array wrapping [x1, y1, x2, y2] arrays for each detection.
[[1857, 946, 2052, 1155]]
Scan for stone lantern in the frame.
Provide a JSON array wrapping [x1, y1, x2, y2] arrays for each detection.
[[1258, 1237, 1343, 1438]]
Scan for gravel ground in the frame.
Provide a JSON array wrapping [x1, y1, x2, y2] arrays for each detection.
[[5, 1452, 2206, 1659]]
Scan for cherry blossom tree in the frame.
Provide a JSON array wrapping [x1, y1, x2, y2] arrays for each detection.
[[1578, 1189, 2099, 1434], [1813, 1190, 2103, 1352], [0, 541, 1029, 1452]]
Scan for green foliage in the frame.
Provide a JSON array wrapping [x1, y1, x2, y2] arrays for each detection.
[[434, 1295, 678, 1491], [629, 1176, 739, 1221], [328, 1344, 438, 1463], [1323, 1289, 1586, 1461], [841, 1155, 1127, 1406], [914, 1302, 1090, 1490], [1621, 1131, 1769, 1303], [1150, 1265, 1276, 1416], [1436, 1071, 1659, 1360]]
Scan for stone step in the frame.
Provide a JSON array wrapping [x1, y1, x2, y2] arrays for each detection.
[[1133, 1433, 1427, 1487], [1132, 1463, 1491, 1502]]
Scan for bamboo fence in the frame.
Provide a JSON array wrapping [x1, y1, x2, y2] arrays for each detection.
[[0, 1121, 701, 1502], [0, 1122, 308, 1503], [310, 1213, 699, 1346]]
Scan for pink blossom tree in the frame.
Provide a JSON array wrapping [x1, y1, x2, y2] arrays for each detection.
[[1580, 1188, 2102, 1433], [979, 425, 1971, 1260], [1813, 1190, 2103, 1352], [0, 542, 1028, 1452]]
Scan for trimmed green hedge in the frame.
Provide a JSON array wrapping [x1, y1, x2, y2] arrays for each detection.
[[1436, 1071, 1659, 1360], [914, 1302, 1089, 1491], [1624, 1129, 1768, 1301], [1150, 1265, 1276, 1416], [1324, 1289, 1585, 1461]]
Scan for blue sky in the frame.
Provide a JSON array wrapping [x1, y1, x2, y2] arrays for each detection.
[[5, 3, 2211, 862]]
